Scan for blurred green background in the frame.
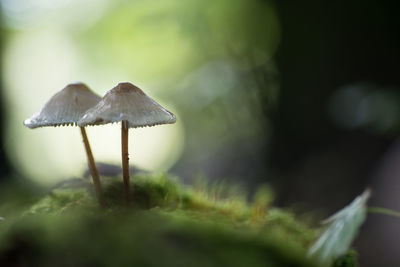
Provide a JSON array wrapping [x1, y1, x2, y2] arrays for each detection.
[[1, 0, 279, 183], [1, 0, 400, 266]]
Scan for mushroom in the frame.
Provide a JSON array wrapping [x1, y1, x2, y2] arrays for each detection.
[[78, 82, 176, 202], [24, 83, 103, 202]]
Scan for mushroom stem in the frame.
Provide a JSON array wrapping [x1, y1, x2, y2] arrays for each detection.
[[121, 120, 130, 203], [80, 127, 103, 203]]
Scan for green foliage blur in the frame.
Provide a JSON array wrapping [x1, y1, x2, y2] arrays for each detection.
[[1, 0, 280, 184], [78, 0, 280, 180]]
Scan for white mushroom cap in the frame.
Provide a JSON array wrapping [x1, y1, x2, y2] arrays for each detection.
[[24, 83, 101, 129], [78, 82, 176, 128]]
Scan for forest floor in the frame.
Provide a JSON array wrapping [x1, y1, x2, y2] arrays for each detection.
[[0, 174, 357, 267]]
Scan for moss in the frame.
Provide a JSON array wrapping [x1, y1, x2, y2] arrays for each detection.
[[0, 174, 356, 266], [332, 250, 358, 267]]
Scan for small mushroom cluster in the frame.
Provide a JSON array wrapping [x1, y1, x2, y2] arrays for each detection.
[[24, 82, 176, 204]]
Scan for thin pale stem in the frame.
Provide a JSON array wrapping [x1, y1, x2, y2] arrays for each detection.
[[368, 206, 400, 218], [121, 120, 130, 203], [80, 127, 103, 204]]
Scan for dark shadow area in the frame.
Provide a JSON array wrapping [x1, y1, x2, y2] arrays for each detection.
[[0, 11, 12, 181], [272, 1, 400, 266]]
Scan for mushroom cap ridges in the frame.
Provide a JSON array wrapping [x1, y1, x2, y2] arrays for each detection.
[[24, 83, 101, 129], [78, 82, 176, 128]]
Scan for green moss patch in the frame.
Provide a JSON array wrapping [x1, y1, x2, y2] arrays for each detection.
[[0, 174, 357, 267]]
